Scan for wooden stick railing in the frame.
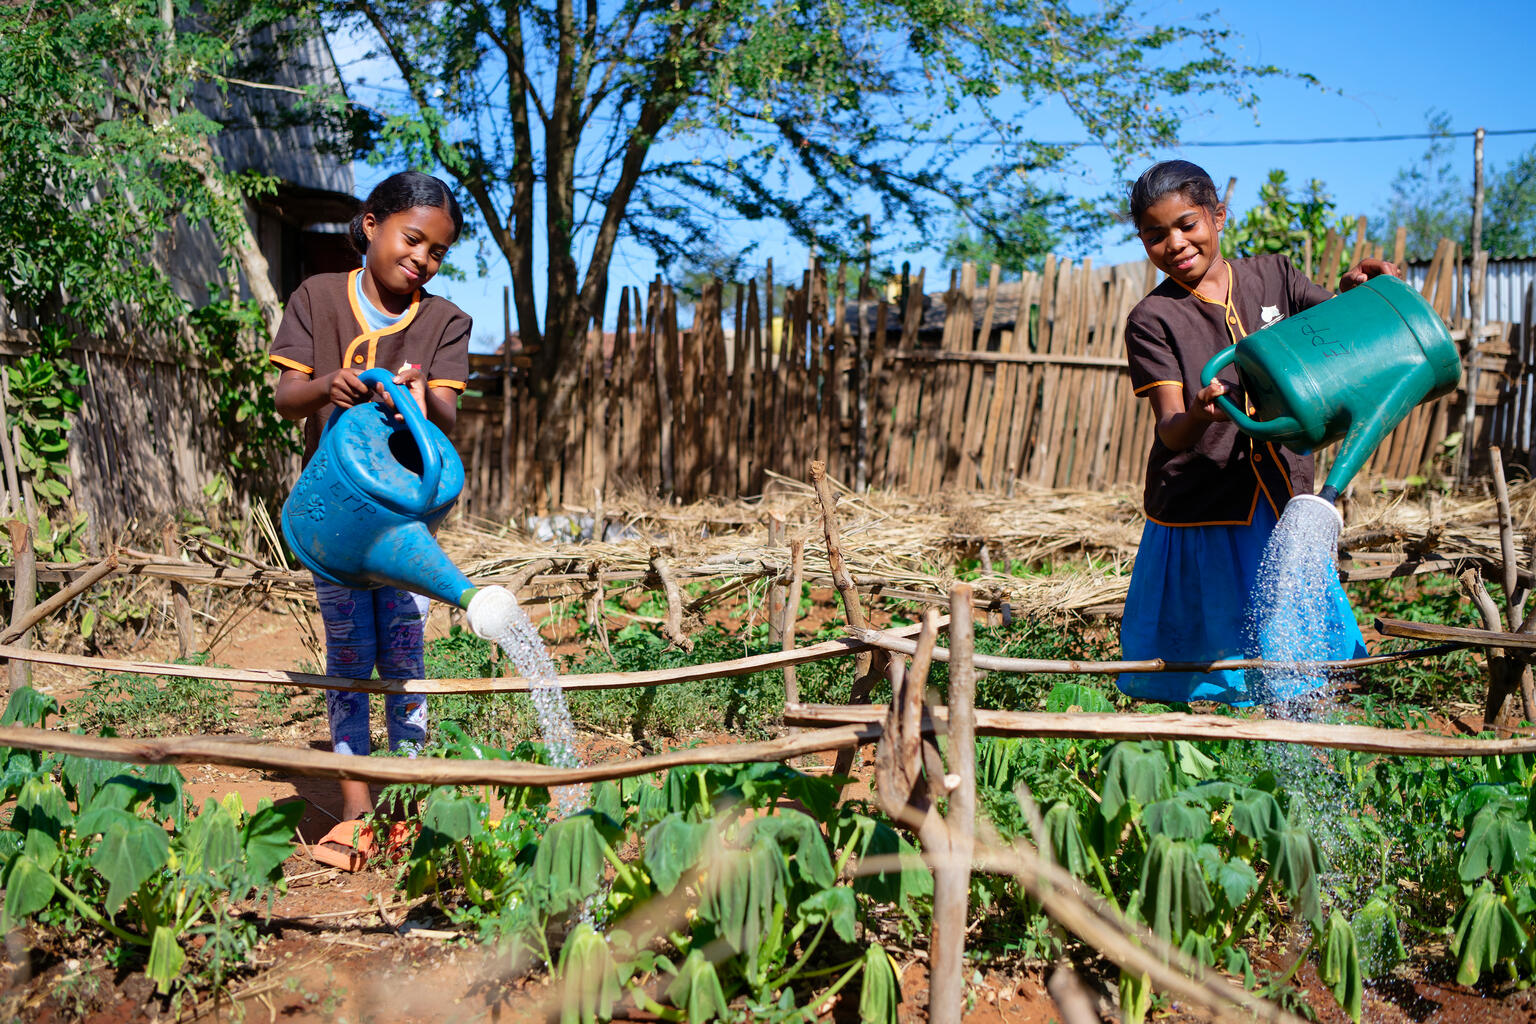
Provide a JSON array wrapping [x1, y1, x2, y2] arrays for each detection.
[[1377, 615, 1536, 651], [0, 620, 935, 695], [0, 723, 875, 786], [848, 624, 1462, 673], [785, 703, 1536, 756]]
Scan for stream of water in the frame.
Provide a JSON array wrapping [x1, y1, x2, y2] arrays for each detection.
[[1248, 495, 1346, 705], [468, 586, 587, 817], [1245, 495, 1380, 924]]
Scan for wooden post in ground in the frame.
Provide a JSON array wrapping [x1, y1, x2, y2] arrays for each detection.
[[782, 539, 804, 714], [928, 584, 977, 1024], [1459, 130, 1487, 485], [1478, 446, 1535, 726], [766, 513, 787, 648], [6, 521, 34, 691], [161, 523, 195, 659], [811, 459, 887, 778], [870, 591, 976, 1024]]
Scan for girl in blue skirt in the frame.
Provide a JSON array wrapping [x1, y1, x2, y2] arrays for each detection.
[[1116, 161, 1394, 705]]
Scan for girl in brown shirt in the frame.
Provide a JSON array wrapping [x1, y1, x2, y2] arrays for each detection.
[[269, 171, 471, 866], [1117, 160, 1392, 706]]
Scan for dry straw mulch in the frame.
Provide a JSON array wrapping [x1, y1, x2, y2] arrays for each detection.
[[437, 476, 1535, 620]]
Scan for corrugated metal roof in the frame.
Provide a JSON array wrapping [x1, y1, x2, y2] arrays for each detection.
[[1405, 258, 1536, 327]]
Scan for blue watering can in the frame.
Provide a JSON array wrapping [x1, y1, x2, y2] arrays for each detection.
[[281, 367, 477, 609]]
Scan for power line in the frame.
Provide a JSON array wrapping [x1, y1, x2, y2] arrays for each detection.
[[335, 83, 1536, 151], [1165, 128, 1536, 148]]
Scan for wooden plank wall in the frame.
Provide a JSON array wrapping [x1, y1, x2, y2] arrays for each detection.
[[454, 252, 1500, 519], [1356, 239, 1472, 484], [0, 245, 1504, 532], [0, 296, 236, 539]]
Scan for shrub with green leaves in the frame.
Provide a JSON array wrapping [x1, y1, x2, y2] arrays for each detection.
[[380, 732, 923, 1024], [0, 688, 301, 1003], [68, 671, 237, 736], [967, 680, 1368, 1021]]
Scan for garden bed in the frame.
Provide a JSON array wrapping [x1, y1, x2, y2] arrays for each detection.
[[2, 493, 1535, 1023]]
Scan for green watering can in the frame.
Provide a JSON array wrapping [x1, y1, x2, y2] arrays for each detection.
[[1199, 274, 1461, 502]]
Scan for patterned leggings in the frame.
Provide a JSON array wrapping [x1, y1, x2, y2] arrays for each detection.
[[314, 578, 430, 757]]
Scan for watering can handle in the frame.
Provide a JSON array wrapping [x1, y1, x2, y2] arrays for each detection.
[[1198, 346, 1303, 440], [357, 367, 443, 515]]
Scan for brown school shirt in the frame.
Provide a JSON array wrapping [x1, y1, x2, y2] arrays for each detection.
[[1124, 254, 1335, 526], [269, 269, 471, 462]]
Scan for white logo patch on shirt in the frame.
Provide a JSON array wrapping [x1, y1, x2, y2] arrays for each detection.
[[1260, 304, 1283, 326]]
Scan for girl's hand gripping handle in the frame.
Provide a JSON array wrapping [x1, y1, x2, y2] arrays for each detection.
[[357, 366, 442, 515], [1198, 346, 1300, 441]]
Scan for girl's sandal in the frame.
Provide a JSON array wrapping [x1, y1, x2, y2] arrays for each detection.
[[383, 820, 419, 863], [311, 819, 378, 872]]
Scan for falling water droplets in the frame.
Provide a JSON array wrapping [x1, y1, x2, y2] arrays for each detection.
[[1246, 496, 1383, 951], [473, 590, 587, 817], [1248, 495, 1346, 705]]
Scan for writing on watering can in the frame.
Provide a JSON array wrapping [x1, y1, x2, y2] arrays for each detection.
[[325, 480, 378, 517], [1292, 312, 1348, 361], [403, 548, 464, 595]]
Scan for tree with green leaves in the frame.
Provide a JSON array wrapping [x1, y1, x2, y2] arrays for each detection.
[[944, 194, 1059, 277], [0, 0, 322, 510], [0, 0, 289, 339], [327, 0, 1289, 454], [1373, 117, 1536, 262], [1372, 114, 1467, 264], [1221, 169, 1352, 273], [1483, 147, 1536, 260]]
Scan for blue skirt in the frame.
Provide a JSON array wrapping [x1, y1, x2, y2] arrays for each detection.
[[1117, 499, 1366, 706]]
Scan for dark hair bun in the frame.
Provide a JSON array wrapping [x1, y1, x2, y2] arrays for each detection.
[[348, 211, 370, 254], [349, 170, 465, 256]]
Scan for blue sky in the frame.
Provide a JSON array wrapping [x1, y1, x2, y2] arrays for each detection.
[[340, 0, 1536, 350]]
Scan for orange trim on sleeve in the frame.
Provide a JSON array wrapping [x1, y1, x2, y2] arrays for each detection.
[[1133, 380, 1183, 395], [427, 379, 466, 391], [270, 354, 314, 374]]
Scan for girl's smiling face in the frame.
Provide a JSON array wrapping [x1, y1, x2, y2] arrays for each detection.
[[1136, 193, 1226, 288], [361, 204, 458, 306]]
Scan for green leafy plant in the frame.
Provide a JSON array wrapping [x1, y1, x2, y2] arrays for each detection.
[[383, 745, 922, 1022], [1221, 169, 1355, 280], [973, 682, 1361, 1022], [0, 688, 301, 1003], [1446, 781, 1536, 984], [6, 326, 87, 509], [187, 298, 298, 476], [68, 671, 237, 736]]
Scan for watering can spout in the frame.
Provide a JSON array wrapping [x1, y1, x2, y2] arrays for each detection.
[[1319, 372, 1433, 500], [356, 520, 476, 608]]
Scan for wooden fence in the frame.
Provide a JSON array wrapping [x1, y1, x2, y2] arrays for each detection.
[[455, 240, 1499, 518], [0, 295, 259, 538], [0, 239, 1512, 533]]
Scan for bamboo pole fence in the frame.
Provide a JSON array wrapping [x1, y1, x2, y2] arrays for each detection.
[[451, 247, 1507, 517], [0, 241, 1513, 534]]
